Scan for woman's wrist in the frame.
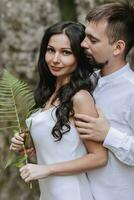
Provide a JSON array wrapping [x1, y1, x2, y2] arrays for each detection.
[[39, 164, 56, 179], [47, 164, 57, 176]]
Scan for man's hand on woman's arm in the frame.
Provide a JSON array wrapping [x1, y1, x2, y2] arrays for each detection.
[[75, 107, 110, 142]]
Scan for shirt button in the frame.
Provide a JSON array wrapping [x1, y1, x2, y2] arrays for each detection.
[[98, 81, 104, 87]]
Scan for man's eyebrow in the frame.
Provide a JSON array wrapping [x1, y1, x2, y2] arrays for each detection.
[[86, 33, 99, 40], [86, 33, 100, 41]]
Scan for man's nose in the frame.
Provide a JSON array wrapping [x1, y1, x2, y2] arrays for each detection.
[[81, 37, 89, 48]]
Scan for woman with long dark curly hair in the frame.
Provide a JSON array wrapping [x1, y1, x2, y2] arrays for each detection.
[[10, 21, 107, 200]]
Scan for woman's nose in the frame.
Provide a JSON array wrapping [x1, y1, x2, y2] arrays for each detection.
[[52, 52, 60, 63]]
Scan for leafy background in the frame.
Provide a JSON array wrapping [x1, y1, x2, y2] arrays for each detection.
[[0, 0, 133, 199]]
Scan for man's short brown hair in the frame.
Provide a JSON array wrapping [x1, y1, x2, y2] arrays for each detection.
[[86, 1, 134, 56]]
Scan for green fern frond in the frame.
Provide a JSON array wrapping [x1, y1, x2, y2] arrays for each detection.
[[0, 70, 36, 186], [0, 70, 36, 132]]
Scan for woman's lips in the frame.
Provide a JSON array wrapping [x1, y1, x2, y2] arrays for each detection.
[[51, 66, 63, 71]]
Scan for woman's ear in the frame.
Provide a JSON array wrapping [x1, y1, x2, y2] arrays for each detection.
[[113, 40, 126, 56]]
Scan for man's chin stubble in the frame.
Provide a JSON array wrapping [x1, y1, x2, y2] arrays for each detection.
[[89, 57, 108, 70]]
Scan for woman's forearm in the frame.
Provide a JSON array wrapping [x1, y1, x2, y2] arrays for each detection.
[[48, 152, 107, 176]]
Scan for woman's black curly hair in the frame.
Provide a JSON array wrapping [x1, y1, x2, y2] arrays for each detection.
[[34, 21, 95, 141]]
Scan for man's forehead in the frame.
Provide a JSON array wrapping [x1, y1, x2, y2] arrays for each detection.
[[85, 20, 108, 37]]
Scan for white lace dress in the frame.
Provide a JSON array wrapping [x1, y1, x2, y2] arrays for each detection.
[[26, 107, 94, 200]]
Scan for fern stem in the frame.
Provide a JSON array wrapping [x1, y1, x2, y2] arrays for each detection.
[[10, 87, 21, 132], [10, 86, 28, 164]]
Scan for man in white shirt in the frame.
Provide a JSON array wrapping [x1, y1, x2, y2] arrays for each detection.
[[75, 1, 134, 200]]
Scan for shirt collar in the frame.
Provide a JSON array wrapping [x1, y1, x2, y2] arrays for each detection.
[[97, 63, 130, 87]]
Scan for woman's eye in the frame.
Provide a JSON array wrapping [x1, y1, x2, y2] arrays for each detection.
[[46, 48, 54, 53], [63, 51, 72, 55]]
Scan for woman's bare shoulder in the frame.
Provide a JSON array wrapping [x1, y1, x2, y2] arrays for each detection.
[[73, 89, 93, 103], [72, 90, 97, 117]]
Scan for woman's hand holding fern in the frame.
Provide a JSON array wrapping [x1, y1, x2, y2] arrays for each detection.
[[19, 164, 51, 182], [10, 133, 25, 151], [10, 132, 36, 159]]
